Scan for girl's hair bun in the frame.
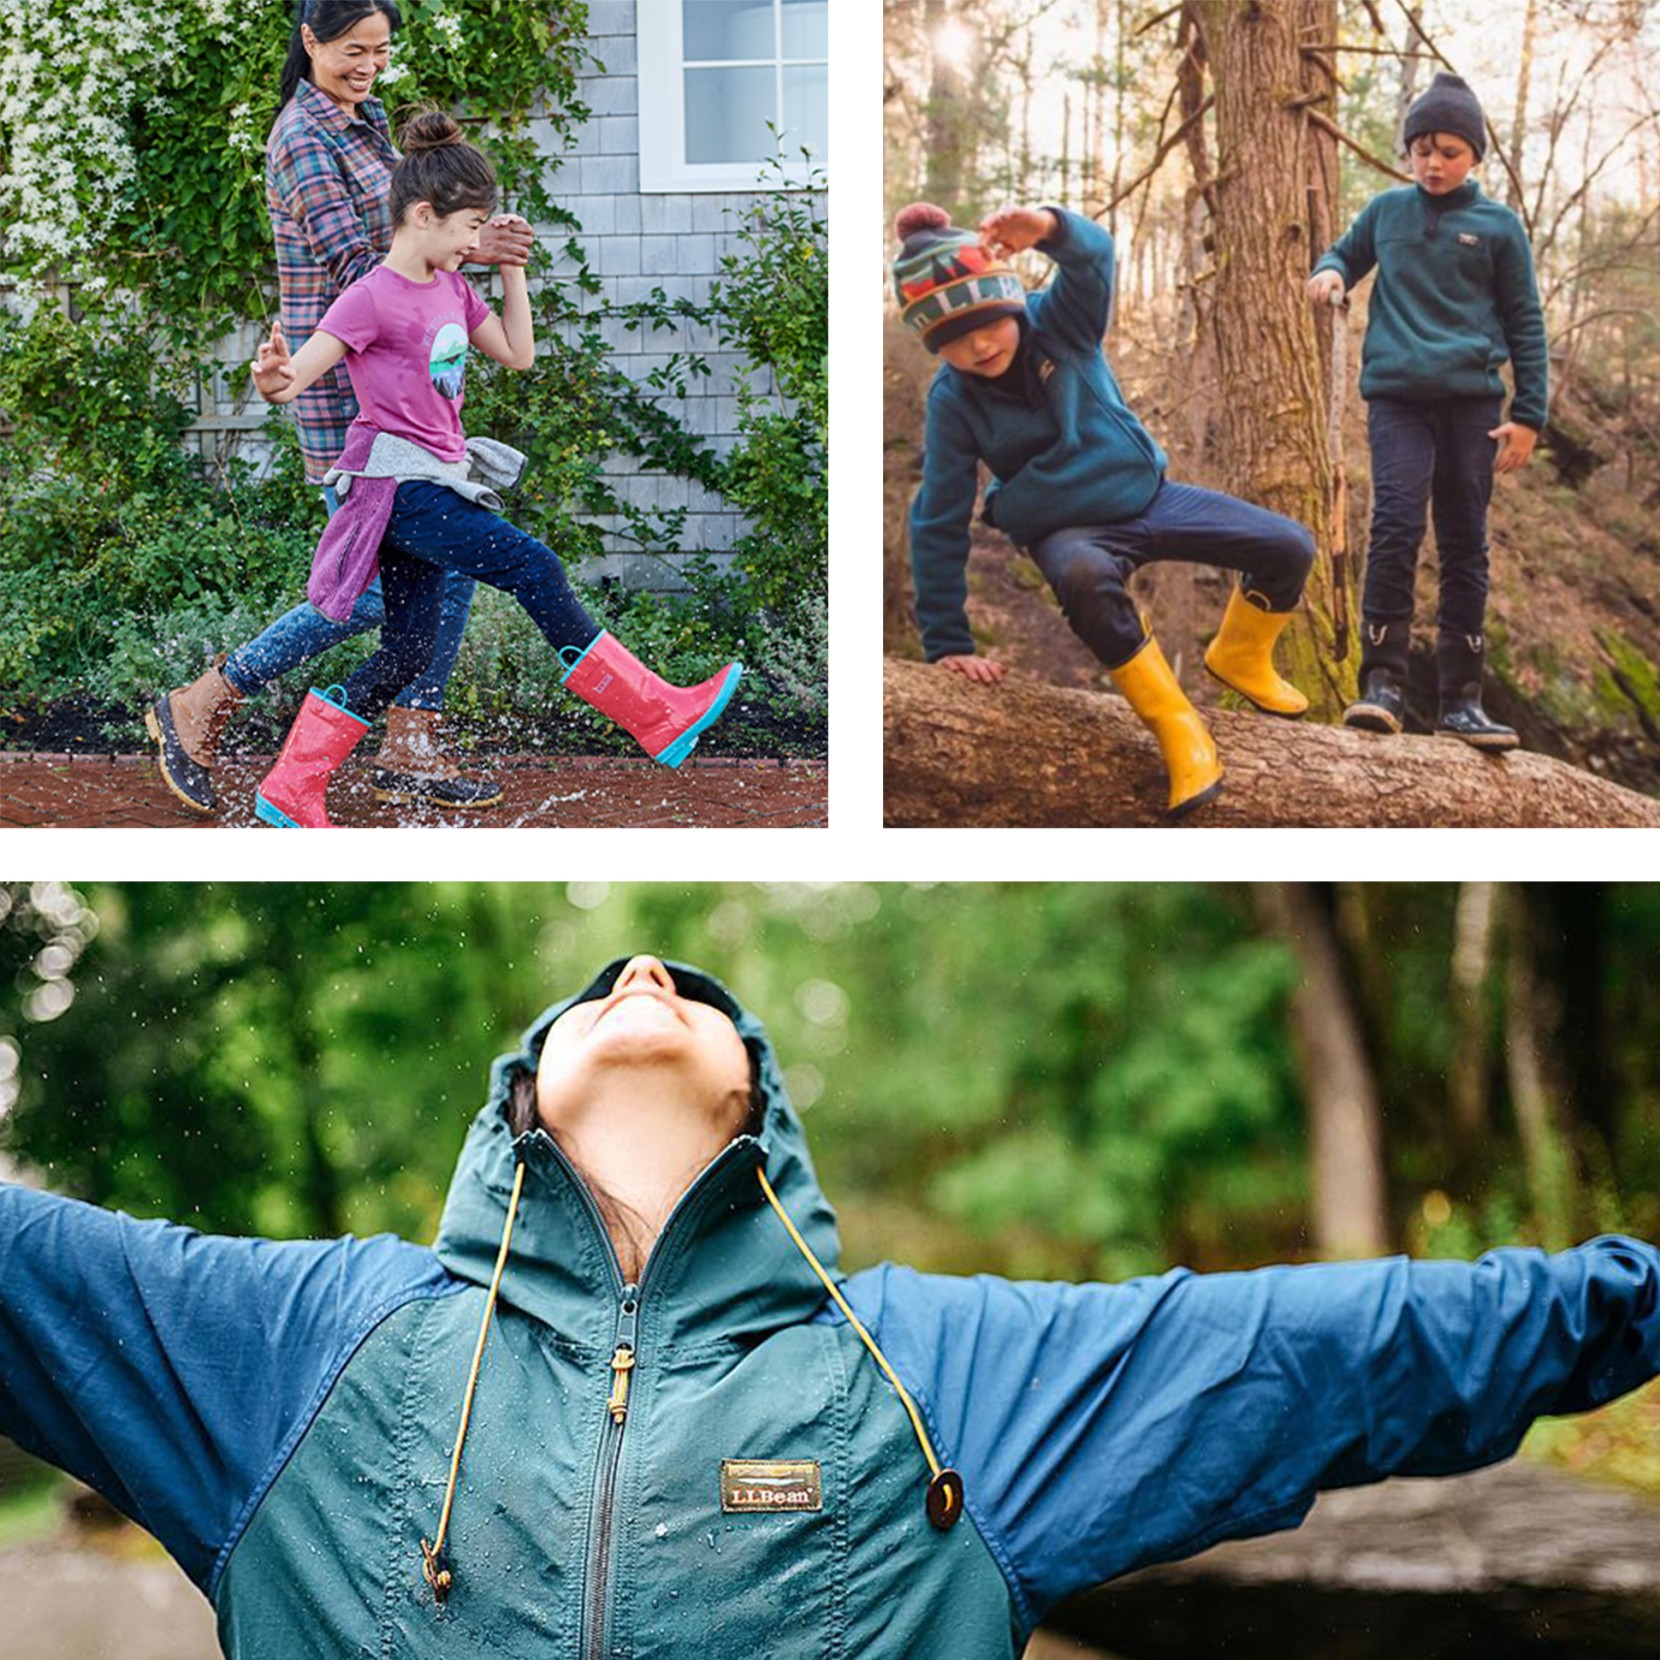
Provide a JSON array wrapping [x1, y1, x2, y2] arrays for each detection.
[[400, 109, 465, 153], [894, 202, 951, 241]]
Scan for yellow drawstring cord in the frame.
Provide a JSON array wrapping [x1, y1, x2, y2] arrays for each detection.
[[421, 1158, 527, 1602], [756, 1165, 964, 1529]]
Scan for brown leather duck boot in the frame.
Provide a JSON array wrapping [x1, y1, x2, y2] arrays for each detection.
[[369, 706, 503, 809], [145, 658, 244, 814]]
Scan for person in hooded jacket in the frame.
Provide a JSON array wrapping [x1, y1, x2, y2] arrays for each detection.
[[1, 954, 1658, 1660]]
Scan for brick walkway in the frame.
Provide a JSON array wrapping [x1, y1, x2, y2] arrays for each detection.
[[0, 753, 827, 829]]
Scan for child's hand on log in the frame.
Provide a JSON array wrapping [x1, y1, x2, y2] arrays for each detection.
[[936, 654, 1008, 686]]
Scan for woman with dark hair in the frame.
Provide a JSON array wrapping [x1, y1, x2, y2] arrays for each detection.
[[1, 954, 1656, 1656], [147, 0, 531, 816]]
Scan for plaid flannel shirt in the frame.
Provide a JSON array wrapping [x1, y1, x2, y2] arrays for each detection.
[[266, 80, 397, 484]]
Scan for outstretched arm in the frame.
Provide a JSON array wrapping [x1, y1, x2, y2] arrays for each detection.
[[984, 206, 1116, 355], [251, 321, 350, 405], [0, 1180, 453, 1593], [842, 1236, 1660, 1637]]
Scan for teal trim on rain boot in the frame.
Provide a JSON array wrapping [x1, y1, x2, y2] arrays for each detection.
[[654, 665, 744, 768]]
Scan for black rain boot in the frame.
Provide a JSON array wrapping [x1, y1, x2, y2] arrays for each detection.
[[1344, 618, 1410, 734], [1435, 631, 1518, 751]]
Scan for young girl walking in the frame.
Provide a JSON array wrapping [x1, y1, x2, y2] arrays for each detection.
[[250, 113, 742, 828], [1309, 73, 1547, 749], [896, 202, 1317, 818]]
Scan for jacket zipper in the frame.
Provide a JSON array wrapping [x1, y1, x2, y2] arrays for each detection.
[[585, 1284, 639, 1660], [544, 1135, 749, 1660]]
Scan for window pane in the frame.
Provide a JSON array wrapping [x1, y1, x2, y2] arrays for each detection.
[[781, 0, 827, 57], [781, 62, 828, 159], [685, 64, 775, 164], [683, 0, 774, 61]]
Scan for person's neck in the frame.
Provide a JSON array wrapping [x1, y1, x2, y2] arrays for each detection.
[[384, 238, 439, 283], [544, 1074, 737, 1279]]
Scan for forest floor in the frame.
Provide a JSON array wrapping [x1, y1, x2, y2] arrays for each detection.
[[0, 752, 828, 829], [883, 316, 1660, 800]]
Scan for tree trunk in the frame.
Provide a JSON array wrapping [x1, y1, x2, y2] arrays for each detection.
[[923, 0, 975, 207], [1260, 883, 1391, 1258], [1504, 891, 1578, 1250], [1506, 0, 1539, 212], [1393, 5, 1423, 152], [1448, 881, 1501, 1147], [1194, 0, 1357, 717], [883, 658, 1660, 827]]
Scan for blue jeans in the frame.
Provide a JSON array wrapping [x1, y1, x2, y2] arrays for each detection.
[[1028, 481, 1316, 668], [342, 482, 599, 724], [1363, 394, 1502, 639], [221, 484, 476, 712]]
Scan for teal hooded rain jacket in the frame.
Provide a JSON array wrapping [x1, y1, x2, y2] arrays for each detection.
[[3, 961, 1659, 1658]]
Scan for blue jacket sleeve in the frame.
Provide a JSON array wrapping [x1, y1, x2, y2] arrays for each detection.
[[1027, 208, 1116, 354], [1494, 215, 1549, 431], [843, 1236, 1660, 1637], [0, 1182, 456, 1593], [1313, 198, 1380, 289], [908, 376, 982, 661]]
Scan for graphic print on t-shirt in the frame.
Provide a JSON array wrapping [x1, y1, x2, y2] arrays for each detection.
[[429, 323, 469, 399]]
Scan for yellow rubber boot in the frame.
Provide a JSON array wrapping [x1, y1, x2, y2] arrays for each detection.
[[1203, 587, 1309, 717], [1109, 635, 1223, 818]]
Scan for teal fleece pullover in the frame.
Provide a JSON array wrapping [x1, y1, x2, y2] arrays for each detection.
[[907, 210, 1167, 661], [1313, 180, 1548, 430]]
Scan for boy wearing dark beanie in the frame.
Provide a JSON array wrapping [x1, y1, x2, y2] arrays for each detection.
[[1309, 72, 1548, 749], [895, 202, 1317, 819]]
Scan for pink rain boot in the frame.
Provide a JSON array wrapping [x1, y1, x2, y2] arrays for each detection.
[[559, 632, 743, 767], [255, 687, 371, 828]]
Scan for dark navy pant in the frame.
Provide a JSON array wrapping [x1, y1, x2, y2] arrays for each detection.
[[343, 482, 599, 723], [1363, 394, 1502, 638], [1027, 481, 1316, 669]]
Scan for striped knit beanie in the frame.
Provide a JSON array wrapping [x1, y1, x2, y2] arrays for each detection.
[[892, 203, 1026, 353]]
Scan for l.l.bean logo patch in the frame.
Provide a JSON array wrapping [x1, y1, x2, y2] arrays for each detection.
[[720, 1459, 822, 1514]]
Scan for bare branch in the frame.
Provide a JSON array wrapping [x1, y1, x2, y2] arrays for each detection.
[[1308, 110, 1412, 184], [1103, 93, 1216, 215]]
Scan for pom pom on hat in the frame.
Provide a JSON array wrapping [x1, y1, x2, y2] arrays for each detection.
[[894, 202, 951, 242]]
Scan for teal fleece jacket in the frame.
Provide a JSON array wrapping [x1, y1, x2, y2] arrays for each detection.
[[908, 209, 1167, 661], [1313, 180, 1549, 430]]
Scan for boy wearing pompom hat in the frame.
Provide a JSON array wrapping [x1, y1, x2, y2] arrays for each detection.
[[1309, 72, 1548, 749], [895, 201, 1317, 818]]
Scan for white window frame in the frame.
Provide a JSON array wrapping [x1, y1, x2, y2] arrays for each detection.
[[637, 0, 827, 193]]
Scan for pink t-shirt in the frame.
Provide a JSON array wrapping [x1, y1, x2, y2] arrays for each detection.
[[318, 266, 491, 462]]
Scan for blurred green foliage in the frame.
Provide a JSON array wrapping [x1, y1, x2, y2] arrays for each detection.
[[4, 883, 1659, 1288]]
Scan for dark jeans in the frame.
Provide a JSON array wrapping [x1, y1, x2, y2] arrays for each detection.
[[342, 482, 599, 724], [1363, 394, 1502, 640], [222, 486, 477, 712], [1027, 481, 1316, 669]]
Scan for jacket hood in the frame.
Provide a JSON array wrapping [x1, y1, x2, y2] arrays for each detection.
[[433, 959, 841, 1351]]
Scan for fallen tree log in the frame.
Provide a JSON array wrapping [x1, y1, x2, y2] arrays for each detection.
[[1054, 1462, 1660, 1660], [883, 658, 1660, 828]]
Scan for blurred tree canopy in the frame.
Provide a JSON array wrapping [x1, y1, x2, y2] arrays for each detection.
[[3, 882, 1658, 1284]]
